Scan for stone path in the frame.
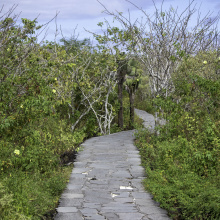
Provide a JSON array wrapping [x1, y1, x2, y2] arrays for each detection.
[[55, 110, 170, 220], [134, 109, 156, 132]]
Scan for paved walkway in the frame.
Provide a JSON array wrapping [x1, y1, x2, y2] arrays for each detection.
[[55, 109, 170, 220], [134, 109, 156, 132]]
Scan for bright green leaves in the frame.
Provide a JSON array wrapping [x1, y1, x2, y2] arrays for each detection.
[[125, 58, 142, 89], [67, 63, 76, 68], [160, 12, 166, 17], [0, 14, 57, 138], [97, 22, 104, 27], [21, 18, 38, 35]]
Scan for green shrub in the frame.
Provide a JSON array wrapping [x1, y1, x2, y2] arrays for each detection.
[[0, 167, 72, 219], [136, 130, 220, 219], [0, 17, 82, 218], [135, 51, 220, 219]]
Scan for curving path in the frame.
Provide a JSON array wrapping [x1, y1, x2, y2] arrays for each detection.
[[55, 109, 170, 220]]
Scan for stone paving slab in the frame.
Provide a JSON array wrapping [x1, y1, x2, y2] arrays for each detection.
[[55, 110, 170, 220], [134, 109, 155, 131]]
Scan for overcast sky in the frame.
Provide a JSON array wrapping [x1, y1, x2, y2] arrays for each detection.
[[1, 0, 219, 42]]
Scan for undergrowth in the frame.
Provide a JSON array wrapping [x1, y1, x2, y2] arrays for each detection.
[[135, 53, 220, 219]]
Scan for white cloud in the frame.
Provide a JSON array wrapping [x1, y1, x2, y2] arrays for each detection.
[[1, 0, 165, 21], [1, 0, 218, 42]]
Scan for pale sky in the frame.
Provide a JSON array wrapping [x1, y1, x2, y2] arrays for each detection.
[[1, 0, 219, 42]]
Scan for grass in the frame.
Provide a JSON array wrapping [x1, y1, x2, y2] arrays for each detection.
[[0, 165, 73, 220]]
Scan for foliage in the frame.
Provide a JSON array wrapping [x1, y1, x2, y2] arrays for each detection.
[[1, 2, 218, 219], [99, 1, 219, 97], [0, 9, 120, 218], [135, 51, 220, 219]]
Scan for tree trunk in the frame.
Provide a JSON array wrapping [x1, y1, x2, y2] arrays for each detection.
[[118, 78, 124, 129], [117, 67, 126, 129], [129, 89, 135, 129]]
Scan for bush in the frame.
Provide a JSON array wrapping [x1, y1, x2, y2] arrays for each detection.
[[135, 51, 220, 219], [0, 13, 88, 219], [136, 130, 220, 219]]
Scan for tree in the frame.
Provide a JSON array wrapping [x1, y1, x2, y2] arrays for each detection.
[[0, 10, 51, 137], [93, 23, 136, 129], [99, 0, 219, 97], [116, 56, 127, 128], [60, 36, 92, 54], [124, 58, 142, 128], [50, 36, 118, 135]]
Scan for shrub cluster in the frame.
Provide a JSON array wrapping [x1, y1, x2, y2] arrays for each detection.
[[135, 52, 220, 219], [0, 11, 136, 218], [0, 14, 105, 219]]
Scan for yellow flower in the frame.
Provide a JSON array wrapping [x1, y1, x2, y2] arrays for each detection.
[[54, 78, 57, 81], [203, 60, 207, 64], [14, 149, 20, 155], [52, 89, 56, 93], [20, 105, 23, 108]]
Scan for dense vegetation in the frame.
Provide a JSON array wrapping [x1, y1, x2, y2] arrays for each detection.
[[0, 2, 219, 219], [135, 52, 220, 219], [0, 9, 143, 219], [0, 16, 89, 219], [99, 2, 220, 219]]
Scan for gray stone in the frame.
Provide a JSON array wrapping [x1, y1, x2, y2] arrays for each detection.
[[83, 203, 102, 210], [72, 167, 91, 174], [111, 170, 132, 178], [67, 184, 83, 190], [102, 202, 135, 208], [113, 197, 134, 203], [79, 208, 98, 214], [56, 207, 78, 213], [68, 177, 86, 185], [58, 198, 83, 207], [110, 192, 130, 198], [135, 198, 160, 207], [147, 214, 171, 220], [127, 157, 142, 164], [70, 173, 87, 179], [131, 192, 153, 199], [61, 193, 84, 199], [54, 212, 83, 220], [101, 212, 120, 220], [101, 206, 137, 213], [139, 206, 168, 215], [83, 215, 106, 220], [55, 109, 170, 220], [73, 162, 88, 168], [118, 212, 145, 220], [130, 179, 145, 190], [62, 189, 83, 194]]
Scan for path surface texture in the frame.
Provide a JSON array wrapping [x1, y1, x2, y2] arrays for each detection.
[[55, 109, 170, 220]]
